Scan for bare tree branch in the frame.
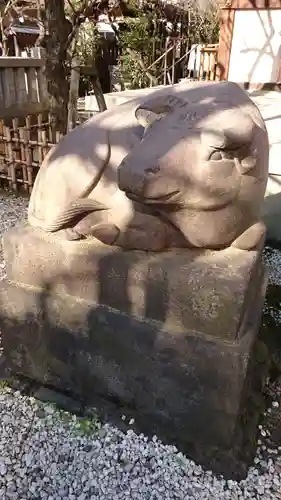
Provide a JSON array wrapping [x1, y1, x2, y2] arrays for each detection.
[[65, 0, 80, 14], [0, 0, 18, 54], [64, 0, 100, 53]]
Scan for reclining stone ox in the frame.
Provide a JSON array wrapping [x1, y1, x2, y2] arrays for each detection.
[[28, 81, 269, 251]]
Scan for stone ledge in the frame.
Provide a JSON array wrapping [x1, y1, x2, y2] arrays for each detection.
[[3, 224, 263, 342]]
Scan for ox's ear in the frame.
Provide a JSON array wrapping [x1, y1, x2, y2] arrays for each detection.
[[135, 94, 188, 128]]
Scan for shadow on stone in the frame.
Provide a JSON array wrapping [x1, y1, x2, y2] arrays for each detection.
[[0, 225, 270, 480]]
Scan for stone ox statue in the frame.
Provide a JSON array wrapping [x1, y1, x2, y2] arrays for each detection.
[[28, 81, 269, 251]]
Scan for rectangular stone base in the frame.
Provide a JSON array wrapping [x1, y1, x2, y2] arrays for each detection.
[[0, 225, 269, 479]]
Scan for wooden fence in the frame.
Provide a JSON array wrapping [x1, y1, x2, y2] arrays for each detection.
[[183, 44, 219, 81], [0, 46, 219, 194], [0, 113, 62, 194], [198, 44, 219, 81], [0, 57, 60, 194], [131, 41, 219, 88], [0, 57, 49, 119]]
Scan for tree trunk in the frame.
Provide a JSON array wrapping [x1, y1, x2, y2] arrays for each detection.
[[0, 16, 8, 56], [67, 57, 80, 132], [35, 0, 46, 49], [91, 73, 107, 112], [42, 0, 72, 135]]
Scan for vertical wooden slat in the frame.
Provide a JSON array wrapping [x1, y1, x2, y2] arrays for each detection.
[[5, 125, 16, 191], [207, 52, 211, 80], [3, 68, 16, 108], [19, 126, 28, 192], [0, 120, 7, 183], [210, 51, 216, 81], [37, 113, 43, 165], [25, 115, 34, 194], [41, 114, 48, 159], [199, 49, 205, 80], [12, 118, 21, 191], [16, 67, 28, 104], [48, 112, 54, 145], [26, 67, 39, 103]]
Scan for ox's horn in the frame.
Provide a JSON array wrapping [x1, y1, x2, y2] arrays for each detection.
[[202, 108, 255, 150], [135, 94, 188, 128]]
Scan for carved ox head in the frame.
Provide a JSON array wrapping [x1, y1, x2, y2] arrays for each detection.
[[118, 93, 268, 221]]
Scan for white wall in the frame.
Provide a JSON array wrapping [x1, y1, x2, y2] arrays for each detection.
[[228, 9, 281, 83]]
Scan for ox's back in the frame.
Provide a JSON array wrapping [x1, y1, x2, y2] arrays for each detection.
[[28, 80, 265, 231]]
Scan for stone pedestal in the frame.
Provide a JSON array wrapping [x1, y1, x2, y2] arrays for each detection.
[[0, 224, 269, 478]]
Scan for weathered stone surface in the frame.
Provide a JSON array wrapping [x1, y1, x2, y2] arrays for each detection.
[[3, 225, 264, 341], [0, 225, 269, 478], [27, 81, 269, 252]]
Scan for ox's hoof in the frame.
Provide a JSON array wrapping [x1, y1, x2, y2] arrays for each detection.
[[231, 221, 266, 251], [91, 224, 120, 245], [64, 228, 84, 241]]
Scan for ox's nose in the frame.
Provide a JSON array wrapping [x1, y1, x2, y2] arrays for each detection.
[[118, 161, 145, 196], [145, 165, 161, 175]]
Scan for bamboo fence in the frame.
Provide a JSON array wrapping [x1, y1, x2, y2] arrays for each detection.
[[0, 57, 62, 193], [0, 46, 219, 194], [0, 113, 62, 194]]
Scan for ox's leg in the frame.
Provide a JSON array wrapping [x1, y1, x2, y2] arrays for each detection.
[[63, 209, 188, 250], [53, 228, 84, 241], [52, 211, 109, 242], [61, 210, 111, 242], [91, 212, 188, 251], [231, 221, 266, 251]]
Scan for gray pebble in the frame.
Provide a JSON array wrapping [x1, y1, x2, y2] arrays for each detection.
[[0, 191, 281, 500]]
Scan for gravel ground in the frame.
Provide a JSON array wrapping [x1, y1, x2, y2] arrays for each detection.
[[1, 192, 281, 500]]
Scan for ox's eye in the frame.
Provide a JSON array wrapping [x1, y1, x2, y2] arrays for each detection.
[[209, 150, 235, 161], [209, 150, 223, 161]]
